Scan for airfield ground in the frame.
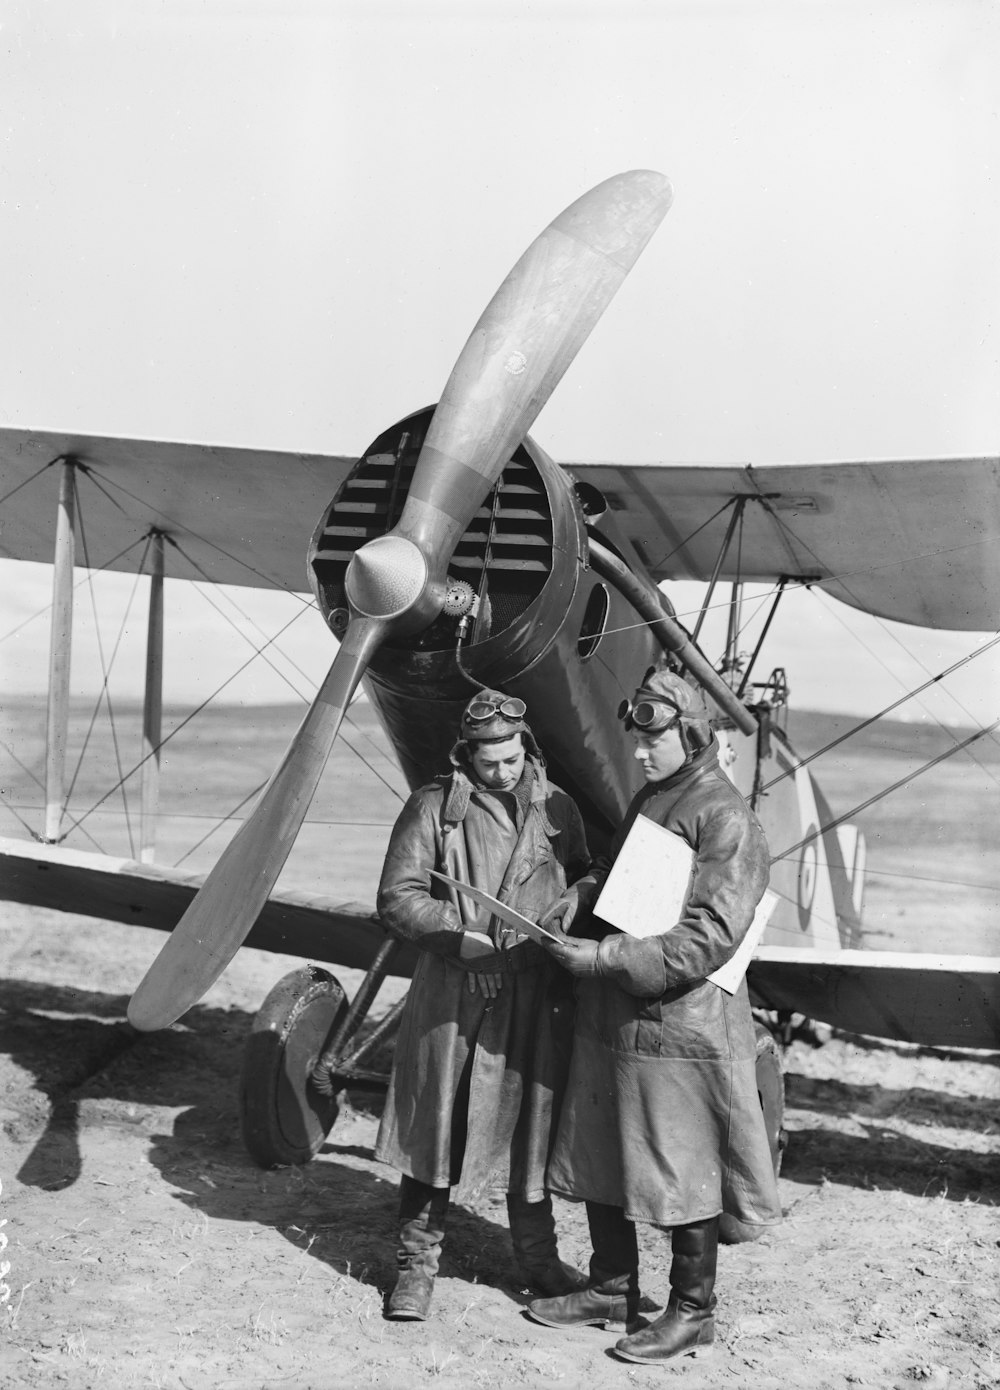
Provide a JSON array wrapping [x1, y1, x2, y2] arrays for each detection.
[[1, 704, 998, 1388]]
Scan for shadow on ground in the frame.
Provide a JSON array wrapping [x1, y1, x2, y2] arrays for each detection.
[[3, 978, 997, 1215], [147, 1104, 522, 1299]]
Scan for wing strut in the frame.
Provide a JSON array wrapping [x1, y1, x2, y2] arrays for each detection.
[[690, 497, 747, 643], [735, 578, 788, 699], [44, 459, 76, 843], [140, 531, 165, 863]]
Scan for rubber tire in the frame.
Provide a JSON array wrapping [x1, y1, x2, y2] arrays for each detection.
[[719, 1022, 786, 1245], [239, 966, 348, 1169]]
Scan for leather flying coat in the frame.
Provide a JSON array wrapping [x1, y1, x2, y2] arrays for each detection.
[[547, 737, 783, 1230], [374, 753, 590, 1203]]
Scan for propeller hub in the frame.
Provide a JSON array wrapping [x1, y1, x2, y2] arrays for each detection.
[[345, 534, 428, 620]]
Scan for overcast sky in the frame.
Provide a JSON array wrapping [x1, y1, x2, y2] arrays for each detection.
[[1, 0, 997, 728]]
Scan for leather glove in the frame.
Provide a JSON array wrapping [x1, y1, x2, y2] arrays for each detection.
[[542, 934, 601, 977], [538, 882, 594, 936], [459, 929, 503, 999]]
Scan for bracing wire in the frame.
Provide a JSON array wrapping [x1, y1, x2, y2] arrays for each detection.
[[169, 777, 404, 867], [857, 865, 999, 893], [191, 586, 315, 702], [173, 780, 267, 867], [595, 574, 797, 643], [759, 631, 1000, 792], [794, 527, 1000, 598], [647, 497, 737, 573], [0, 457, 60, 510], [808, 585, 1000, 775], [168, 538, 406, 808], [85, 468, 319, 601], [166, 530, 316, 690], [66, 603, 315, 834], [0, 740, 108, 855], [0, 740, 45, 794], [70, 463, 129, 517], [0, 787, 42, 840], [755, 880, 840, 946], [6, 447, 402, 847], [0, 535, 149, 646], [711, 584, 777, 674], [770, 719, 1000, 864], [58, 483, 147, 853], [3, 453, 403, 856]]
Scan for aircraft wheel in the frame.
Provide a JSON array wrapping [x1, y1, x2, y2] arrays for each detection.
[[754, 1021, 787, 1177], [719, 1022, 787, 1245], [239, 965, 348, 1169]]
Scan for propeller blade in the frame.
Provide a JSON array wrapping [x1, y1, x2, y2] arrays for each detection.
[[128, 171, 672, 1032], [397, 170, 673, 569], [127, 617, 385, 1032], [344, 171, 673, 638]]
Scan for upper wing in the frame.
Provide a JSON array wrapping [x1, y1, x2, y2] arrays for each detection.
[[5, 428, 997, 626], [0, 426, 356, 591], [571, 457, 1000, 630]]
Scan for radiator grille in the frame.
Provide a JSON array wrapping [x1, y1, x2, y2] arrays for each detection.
[[311, 437, 554, 638]]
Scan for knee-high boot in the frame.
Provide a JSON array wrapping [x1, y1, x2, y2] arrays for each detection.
[[505, 1194, 589, 1296], [386, 1176, 450, 1321], [613, 1216, 718, 1363], [527, 1201, 640, 1331]]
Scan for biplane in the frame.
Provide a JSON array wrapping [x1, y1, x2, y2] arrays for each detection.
[[2, 171, 997, 1185]]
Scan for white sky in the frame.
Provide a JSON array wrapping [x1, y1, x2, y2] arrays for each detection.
[[1, 0, 998, 727]]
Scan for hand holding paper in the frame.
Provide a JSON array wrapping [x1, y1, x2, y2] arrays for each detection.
[[427, 870, 564, 945], [543, 933, 601, 977], [537, 892, 577, 935]]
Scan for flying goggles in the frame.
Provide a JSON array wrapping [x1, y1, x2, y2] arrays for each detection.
[[617, 696, 682, 734], [465, 696, 527, 723]]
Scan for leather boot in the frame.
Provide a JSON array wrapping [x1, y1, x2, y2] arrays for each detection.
[[386, 1177, 449, 1321], [505, 1193, 589, 1296], [614, 1216, 718, 1364], [527, 1201, 640, 1332]]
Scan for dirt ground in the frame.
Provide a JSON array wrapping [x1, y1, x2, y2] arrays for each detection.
[[2, 902, 998, 1390]]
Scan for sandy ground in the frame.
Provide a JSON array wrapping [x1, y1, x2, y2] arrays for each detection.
[[2, 902, 998, 1390]]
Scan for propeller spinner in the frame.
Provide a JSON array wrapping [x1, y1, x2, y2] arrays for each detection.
[[127, 169, 673, 1031]]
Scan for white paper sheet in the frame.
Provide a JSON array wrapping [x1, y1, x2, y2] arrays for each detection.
[[594, 814, 693, 939], [594, 813, 778, 993], [706, 889, 778, 994]]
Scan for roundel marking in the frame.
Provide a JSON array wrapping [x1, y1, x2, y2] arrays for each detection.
[[797, 828, 819, 932]]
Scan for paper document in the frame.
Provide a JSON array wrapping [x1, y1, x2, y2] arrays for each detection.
[[595, 814, 694, 940], [427, 870, 563, 946], [706, 889, 778, 994], [594, 814, 779, 993]]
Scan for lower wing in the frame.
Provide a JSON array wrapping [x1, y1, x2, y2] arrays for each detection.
[[0, 836, 416, 980], [748, 945, 999, 1050]]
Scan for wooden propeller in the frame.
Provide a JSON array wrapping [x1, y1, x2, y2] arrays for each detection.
[[127, 169, 673, 1031]]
